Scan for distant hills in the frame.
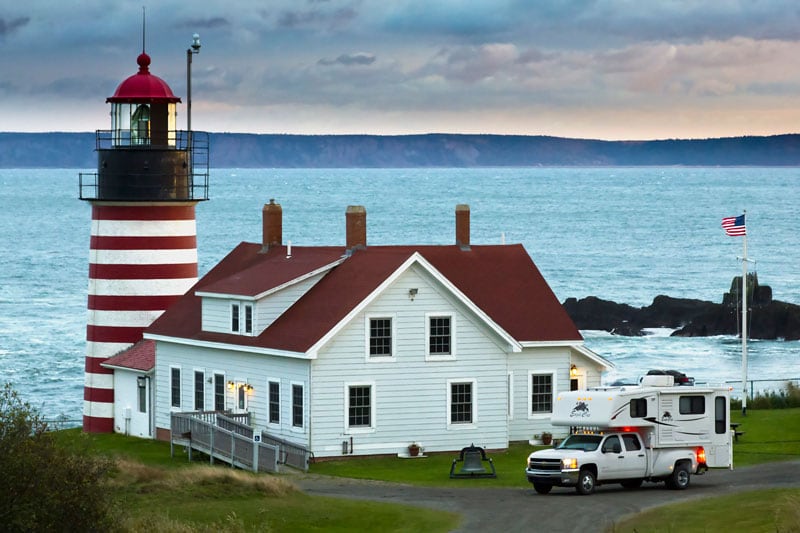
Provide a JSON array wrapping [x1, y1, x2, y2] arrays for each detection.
[[3, 131, 800, 168]]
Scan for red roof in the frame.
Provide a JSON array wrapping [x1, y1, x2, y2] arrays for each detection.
[[102, 339, 155, 371], [107, 53, 181, 104], [147, 243, 581, 352]]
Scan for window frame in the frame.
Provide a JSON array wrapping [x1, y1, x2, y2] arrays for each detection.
[[345, 381, 376, 432], [268, 379, 281, 426], [446, 378, 477, 430], [194, 369, 205, 411], [528, 370, 557, 419], [365, 314, 396, 361], [170, 366, 181, 410], [244, 303, 253, 334], [213, 373, 225, 411], [630, 398, 647, 418], [426, 312, 456, 361], [679, 395, 705, 415], [291, 382, 305, 431], [231, 302, 240, 333]]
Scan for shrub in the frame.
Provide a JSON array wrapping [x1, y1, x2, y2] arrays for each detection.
[[0, 383, 116, 532], [730, 381, 800, 411]]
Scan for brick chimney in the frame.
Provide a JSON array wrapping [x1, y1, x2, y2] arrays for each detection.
[[456, 204, 470, 250], [346, 205, 367, 250], [262, 199, 282, 251]]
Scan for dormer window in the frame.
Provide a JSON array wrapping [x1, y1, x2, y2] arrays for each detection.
[[230, 302, 254, 335]]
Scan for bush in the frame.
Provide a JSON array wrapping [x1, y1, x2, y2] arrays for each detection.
[[0, 383, 116, 532], [730, 381, 800, 411]]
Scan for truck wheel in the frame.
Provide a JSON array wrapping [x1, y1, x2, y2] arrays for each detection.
[[621, 479, 643, 489], [666, 463, 691, 490], [533, 483, 552, 494], [576, 468, 596, 495]]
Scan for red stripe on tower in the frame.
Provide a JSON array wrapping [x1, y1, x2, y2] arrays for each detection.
[[79, 48, 208, 433]]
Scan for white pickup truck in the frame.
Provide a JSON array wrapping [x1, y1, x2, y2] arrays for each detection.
[[525, 430, 706, 494], [525, 374, 732, 495]]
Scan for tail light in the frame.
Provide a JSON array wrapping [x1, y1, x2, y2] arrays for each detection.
[[696, 446, 706, 465]]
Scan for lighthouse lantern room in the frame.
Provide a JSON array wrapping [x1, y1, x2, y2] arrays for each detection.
[[79, 49, 208, 433]]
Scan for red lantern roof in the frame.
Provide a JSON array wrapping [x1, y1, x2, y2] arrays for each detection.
[[106, 53, 181, 104]]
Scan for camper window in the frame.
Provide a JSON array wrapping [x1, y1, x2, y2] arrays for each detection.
[[679, 396, 705, 415], [715, 396, 727, 434], [630, 398, 647, 418]]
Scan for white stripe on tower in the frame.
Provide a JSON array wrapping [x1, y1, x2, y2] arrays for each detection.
[[83, 203, 198, 433]]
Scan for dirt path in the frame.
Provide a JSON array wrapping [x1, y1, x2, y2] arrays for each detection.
[[293, 461, 800, 532]]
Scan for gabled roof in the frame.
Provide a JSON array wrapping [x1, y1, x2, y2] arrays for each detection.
[[101, 339, 155, 372], [146, 242, 581, 353]]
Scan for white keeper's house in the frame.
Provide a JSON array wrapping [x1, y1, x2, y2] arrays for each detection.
[[103, 202, 611, 456]]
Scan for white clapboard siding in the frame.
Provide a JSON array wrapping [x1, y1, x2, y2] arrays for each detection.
[[200, 272, 326, 334], [154, 342, 310, 443], [309, 266, 511, 457], [506, 346, 571, 441], [255, 272, 326, 330]]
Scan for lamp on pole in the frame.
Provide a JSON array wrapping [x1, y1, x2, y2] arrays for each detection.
[[186, 33, 201, 173]]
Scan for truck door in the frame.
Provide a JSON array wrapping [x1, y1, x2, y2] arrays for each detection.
[[620, 433, 648, 478], [601, 434, 647, 479]]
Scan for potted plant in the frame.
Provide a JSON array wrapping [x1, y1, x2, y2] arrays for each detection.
[[541, 432, 552, 446], [408, 442, 420, 457]]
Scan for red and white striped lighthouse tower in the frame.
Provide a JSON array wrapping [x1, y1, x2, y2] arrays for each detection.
[[79, 50, 208, 432]]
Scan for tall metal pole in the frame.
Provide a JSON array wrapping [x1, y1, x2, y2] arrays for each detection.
[[186, 34, 200, 189], [741, 211, 748, 416]]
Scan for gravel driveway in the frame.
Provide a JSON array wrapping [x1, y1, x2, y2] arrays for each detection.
[[293, 461, 800, 532]]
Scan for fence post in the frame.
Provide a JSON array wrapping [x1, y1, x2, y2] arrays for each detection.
[[210, 426, 215, 465], [253, 441, 259, 473]]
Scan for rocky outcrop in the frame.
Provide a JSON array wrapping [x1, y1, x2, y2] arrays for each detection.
[[563, 275, 800, 340]]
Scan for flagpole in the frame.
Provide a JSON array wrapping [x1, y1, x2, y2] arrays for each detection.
[[741, 210, 748, 416]]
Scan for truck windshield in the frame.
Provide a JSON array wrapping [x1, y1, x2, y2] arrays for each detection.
[[557, 435, 602, 451]]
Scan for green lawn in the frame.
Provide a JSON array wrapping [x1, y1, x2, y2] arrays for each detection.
[[65, 407, 800, 531]]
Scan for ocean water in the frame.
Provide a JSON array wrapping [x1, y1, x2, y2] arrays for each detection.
[[1, 167, 798, 420]]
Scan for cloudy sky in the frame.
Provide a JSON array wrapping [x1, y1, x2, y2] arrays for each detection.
[[3, 1, 800, 139]]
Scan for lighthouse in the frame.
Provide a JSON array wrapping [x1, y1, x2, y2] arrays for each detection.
[[79, 49, 208, 432]]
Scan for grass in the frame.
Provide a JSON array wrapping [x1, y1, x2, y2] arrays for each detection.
[[730, 407, 800, 466], [59, 407, 799, 531], [611, 488, 800, 533]]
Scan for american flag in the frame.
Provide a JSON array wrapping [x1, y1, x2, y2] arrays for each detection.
[[721, 214, 746, 237]]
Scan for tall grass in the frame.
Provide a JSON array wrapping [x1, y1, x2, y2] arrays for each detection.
[[731, 381, 800, 410]]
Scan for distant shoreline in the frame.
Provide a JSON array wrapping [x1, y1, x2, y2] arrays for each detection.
[[3, 132, 800, 168]]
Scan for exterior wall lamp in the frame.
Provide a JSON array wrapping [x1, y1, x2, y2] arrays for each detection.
[[570, 364, 578, 378], [408, 288, 418, 301]]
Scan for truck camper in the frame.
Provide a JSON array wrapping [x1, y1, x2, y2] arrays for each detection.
[[525, 373, 732, 495]]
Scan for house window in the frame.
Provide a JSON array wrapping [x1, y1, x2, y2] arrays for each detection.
[[269, 380, 280, 424], [630, 398, 647, 418], [429, 316, 451, 354], [244, 304, 253, 334], [137, 377, 147, 413], [213, 373, 225, 411], [369, 317, 392, 356], [449, 381, 474, 424], [292, 384, 304, 428], [680, 396, 705, 415], [194, 370, 205, 411], [530, 373, 554, 415], [231, 303, 240, 332], [170, 367, 181, 408], [347, 384, 373, 429], [237, 384, 248, 411]]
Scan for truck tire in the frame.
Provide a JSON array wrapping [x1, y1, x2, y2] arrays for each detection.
[[620, 479, 643, 489], [666, 462, 691, 490], [533, 483, 552, 494], [576, 468, 596, 495]]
